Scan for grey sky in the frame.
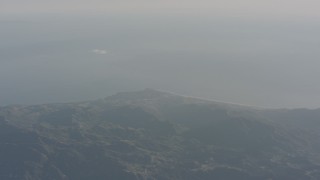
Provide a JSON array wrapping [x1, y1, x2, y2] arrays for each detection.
[[2, 0, 320, 18], [1, 1, 320, 108]]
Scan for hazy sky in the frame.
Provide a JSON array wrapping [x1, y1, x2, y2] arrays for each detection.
[[2, 0, 320, 18], [1, 1, 320, 108]]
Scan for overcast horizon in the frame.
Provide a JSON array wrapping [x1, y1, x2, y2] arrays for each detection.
[[1, 1, 320, 109]]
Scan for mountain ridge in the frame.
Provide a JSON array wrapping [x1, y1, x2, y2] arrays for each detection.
[[105, 88, 267, 109], [1, 89, 320, 179]]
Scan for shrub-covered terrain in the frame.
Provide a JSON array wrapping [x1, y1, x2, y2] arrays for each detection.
[[1, 89, 320, 179]]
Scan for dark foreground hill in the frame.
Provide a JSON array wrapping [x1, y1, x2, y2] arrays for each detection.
[[1, 89, 320, 179]]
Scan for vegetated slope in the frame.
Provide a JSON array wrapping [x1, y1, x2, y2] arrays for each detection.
[[1, 89, 320, 180]]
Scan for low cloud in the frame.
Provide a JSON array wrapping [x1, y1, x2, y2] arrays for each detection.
[[91, 49, 108, 55]]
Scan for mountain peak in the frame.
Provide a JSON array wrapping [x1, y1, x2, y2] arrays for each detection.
[[103, 89, 259, 110], [104, 88, 175, 102], [140, 88, 168, 94]]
